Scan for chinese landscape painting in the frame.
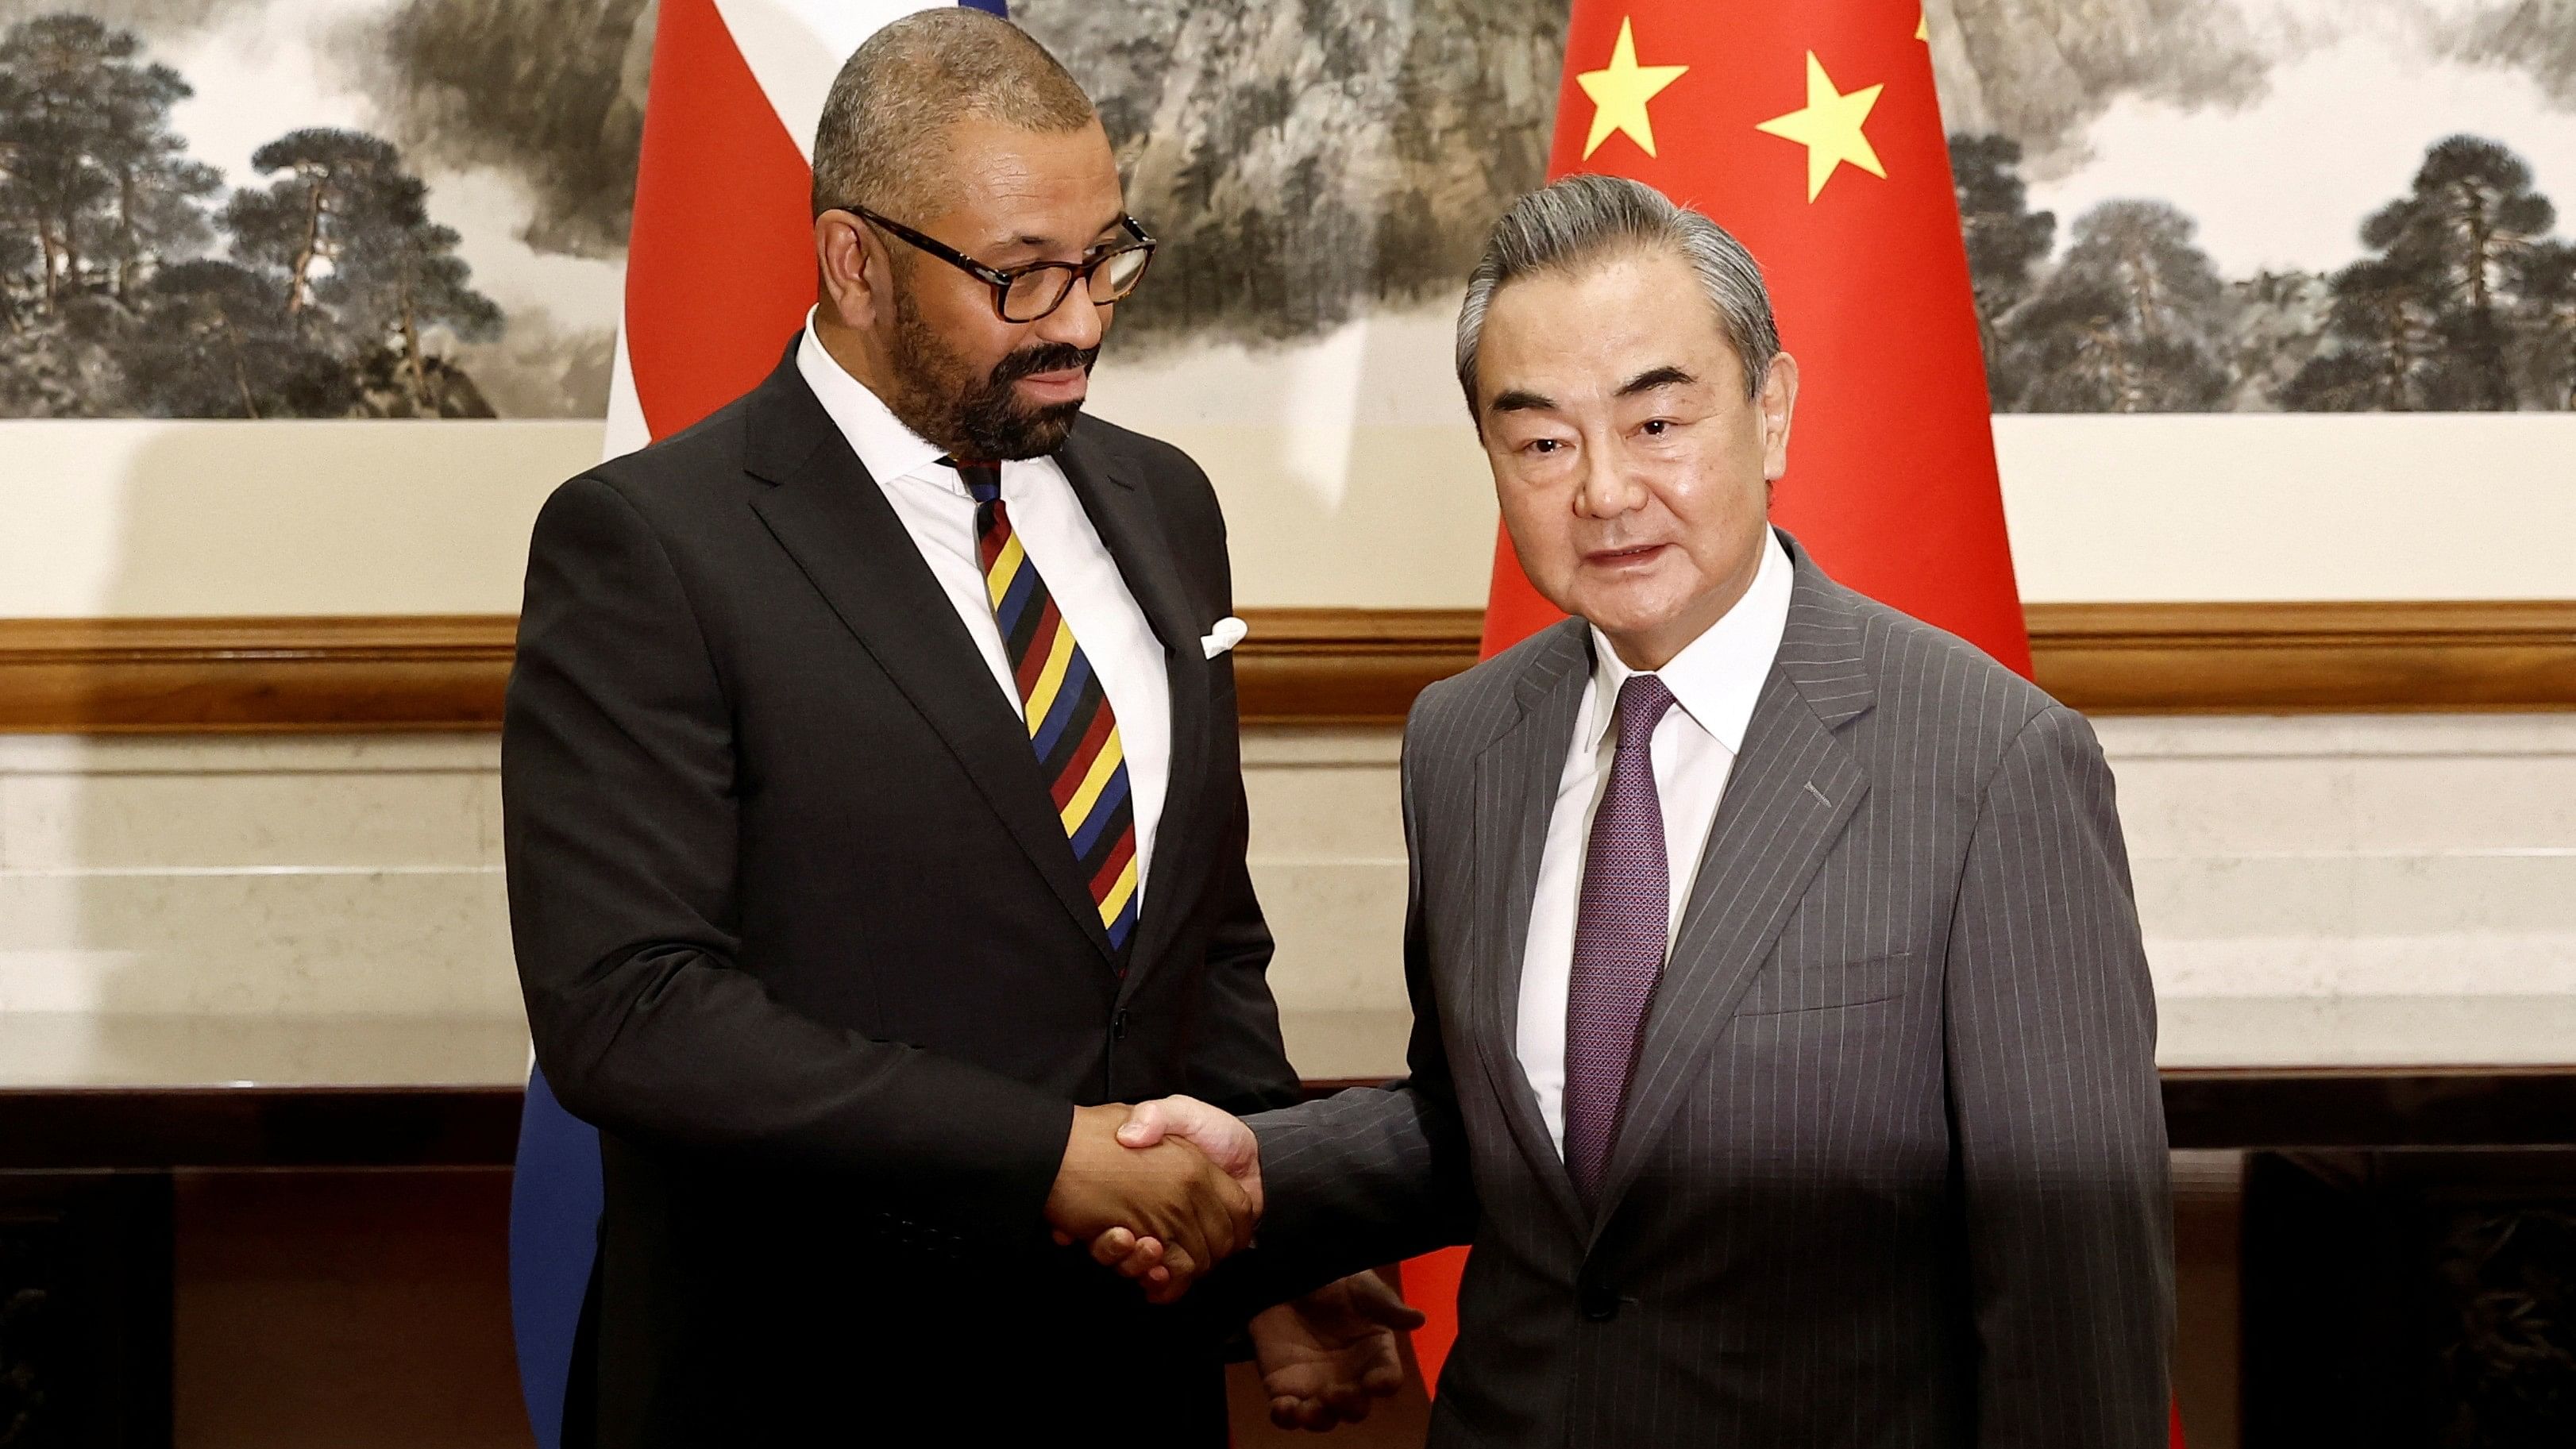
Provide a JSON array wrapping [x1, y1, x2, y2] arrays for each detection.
[[0, 0, 647, 418], [1935, 0, 2576, 412], [4, 0, 2572, 417]]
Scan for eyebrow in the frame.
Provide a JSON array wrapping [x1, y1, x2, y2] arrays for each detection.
[[1488, 363, 1700, 416], [1618, 364, 1697, 396], [998, 217, 1128, 257]]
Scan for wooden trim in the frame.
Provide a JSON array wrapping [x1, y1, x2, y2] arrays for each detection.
[[1233, 607, 1484, 725], [2025, 600, 2576, 714], [1, 600, 2570, 732], [0, 616, 514, 733], [1233, 601, 2576, 719]]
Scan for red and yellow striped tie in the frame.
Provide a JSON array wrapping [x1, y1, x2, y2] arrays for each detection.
[[951, 460, 1140, 954]]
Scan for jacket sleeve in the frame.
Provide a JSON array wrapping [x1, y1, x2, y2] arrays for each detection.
[[1943, 705, 2174, 1448], [503, 474, 1074, 1243]]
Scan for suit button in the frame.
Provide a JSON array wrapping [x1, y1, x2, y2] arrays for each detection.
[[1579, 1283, 1618, 1322]]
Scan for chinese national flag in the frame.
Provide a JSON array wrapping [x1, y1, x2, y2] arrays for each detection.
[[1475, 0, 2029, 676], [1409, 3, 2187, 1443]]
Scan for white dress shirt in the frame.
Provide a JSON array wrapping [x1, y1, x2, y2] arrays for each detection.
[[1515, 530, 1795, 1154], [793, 312, 1171, 903]]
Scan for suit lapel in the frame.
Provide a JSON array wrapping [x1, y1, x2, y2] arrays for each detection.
[[1467, 621, 1591, 1235], [1588, 549, 1877, 1239], [1054, 427, 1214, 1003], [739, 355, 1115, 962]]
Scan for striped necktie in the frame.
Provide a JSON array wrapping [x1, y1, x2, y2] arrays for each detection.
[[948, 458, 1140, 958]]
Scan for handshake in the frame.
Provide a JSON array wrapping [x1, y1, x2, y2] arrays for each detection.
[[1042, 1095, 1265, 1302], [1041, 1096, 1425, 1431]]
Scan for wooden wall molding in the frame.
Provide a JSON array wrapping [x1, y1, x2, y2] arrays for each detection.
[[2027, 600, 2576, 715], [0, 616, 513, 733], [1232, 607, 1483, 725], [1, 601, 2570, 733]]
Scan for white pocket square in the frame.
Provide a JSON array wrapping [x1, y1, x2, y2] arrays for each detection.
[[1201, 616, 1248, 659]]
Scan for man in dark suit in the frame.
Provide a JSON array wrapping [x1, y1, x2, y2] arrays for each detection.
[[504, 12, 1406, 1443], [1110, 174, 2175, 1443]]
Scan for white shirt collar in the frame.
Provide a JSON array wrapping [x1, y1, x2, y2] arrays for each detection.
[[794, 306, 957, 491], [1580, 528, 1795, 755]]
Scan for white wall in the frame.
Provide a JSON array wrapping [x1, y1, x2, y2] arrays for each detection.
[[6, 718, 2571, 1080], [7, 309, 2574, 616], [2, 421, 600, 618]]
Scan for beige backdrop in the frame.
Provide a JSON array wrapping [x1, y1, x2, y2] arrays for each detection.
[[6, 303, 2575, 616]]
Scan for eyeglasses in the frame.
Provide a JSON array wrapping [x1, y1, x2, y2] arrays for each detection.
[[843, 206, 1157, 323]]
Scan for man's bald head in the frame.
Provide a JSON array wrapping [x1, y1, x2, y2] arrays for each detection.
[[811, 10, 1099, 221]]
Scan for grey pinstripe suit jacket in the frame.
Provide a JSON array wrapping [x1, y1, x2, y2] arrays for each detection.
[[1244, 535, 2173, 1447]]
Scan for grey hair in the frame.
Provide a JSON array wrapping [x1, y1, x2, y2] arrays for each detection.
[[1455, 174, 1781, 414], [811, 10, 1096, 220]]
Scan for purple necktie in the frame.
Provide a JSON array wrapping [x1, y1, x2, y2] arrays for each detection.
[[1563, 672, 1677, 1206]]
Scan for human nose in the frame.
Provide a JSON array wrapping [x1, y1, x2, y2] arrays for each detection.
[[1574, 438, 1649, 518], [1035, 278, 1106, 351]]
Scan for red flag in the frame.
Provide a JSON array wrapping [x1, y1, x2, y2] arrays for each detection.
[[1476, 0, 2027, 675], [600, 1, 989, 458], [617, 0, 819, 445]]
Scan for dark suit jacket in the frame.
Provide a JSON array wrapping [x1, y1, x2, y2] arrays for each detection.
[[1231, 538, 2173, 1447], [503, 349, 1301, 1446]]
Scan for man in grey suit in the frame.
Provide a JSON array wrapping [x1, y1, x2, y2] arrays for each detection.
[[1101, 174, 2174, 1443]]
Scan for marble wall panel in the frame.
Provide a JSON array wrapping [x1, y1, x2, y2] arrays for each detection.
[[1246, 860, 1412, 1012], [2097, 715, 2576, 998], [0, 770, 489, 872], [0, 868, 515, 1015], [1242, 730, 1410, 1011], [0, 737, 510, 1017], [0, 717, 2568, 1031]]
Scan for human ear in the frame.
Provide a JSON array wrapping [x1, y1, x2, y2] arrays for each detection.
[[1758, 352, 1799, 483], [814, 210, 886, 330]]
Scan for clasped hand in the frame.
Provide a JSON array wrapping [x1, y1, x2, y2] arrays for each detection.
[[1042, 1101, 1255, 1304], [1069, 1094, 1265, 1301], [1056, 1096, 1428, 1431]]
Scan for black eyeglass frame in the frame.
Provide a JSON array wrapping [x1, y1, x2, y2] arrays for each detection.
[[843, 206, 1158, 323]]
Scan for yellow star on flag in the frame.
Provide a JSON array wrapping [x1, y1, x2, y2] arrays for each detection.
[[1755, 52, 1888, 202], [1576, 17, 1690, 160]]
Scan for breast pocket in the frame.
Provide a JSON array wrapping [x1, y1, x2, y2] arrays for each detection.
[[1734, 953, 1911, 1017]]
